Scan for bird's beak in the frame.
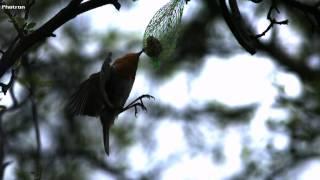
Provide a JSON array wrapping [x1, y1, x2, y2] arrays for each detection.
[[137, 49, 144, 57]]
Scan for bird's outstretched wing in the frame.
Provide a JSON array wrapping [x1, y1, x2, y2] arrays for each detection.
[[67, 73, 104, 116]]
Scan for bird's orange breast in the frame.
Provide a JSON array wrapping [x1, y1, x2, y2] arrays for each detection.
[[112, 53, 140, 80]]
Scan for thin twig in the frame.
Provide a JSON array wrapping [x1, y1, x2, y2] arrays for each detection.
[[30, 96, 41, 180], [0, 116, 5, 180], [3, 10, 25, 38], [24, 0, 36, 20], [255, 0, 288, 38], [22, 55, 42, 180], [255, 19, 288, 38]]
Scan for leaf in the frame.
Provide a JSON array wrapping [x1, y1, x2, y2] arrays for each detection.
[[14, 16, 26, 28], [241, 146, 251, 160], [26, 22, 36, 30]]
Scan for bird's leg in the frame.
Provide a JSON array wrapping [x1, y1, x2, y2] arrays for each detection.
[[121, 94, 154, 116]]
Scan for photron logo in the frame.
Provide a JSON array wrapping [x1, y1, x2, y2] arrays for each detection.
[[0, 0, 26, 15], [1, 4, 26, 9]]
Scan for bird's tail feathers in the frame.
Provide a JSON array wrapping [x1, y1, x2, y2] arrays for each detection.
[[100, 110, 116, 156], [102, 121, 110, 155]]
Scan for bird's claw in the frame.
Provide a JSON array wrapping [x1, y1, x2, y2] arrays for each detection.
[[138, 94, 155, 100], [133, 103, 146, 117], [121, 94, 155, 116]]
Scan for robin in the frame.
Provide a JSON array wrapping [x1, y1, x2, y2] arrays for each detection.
[[67, 50, 154, 155]]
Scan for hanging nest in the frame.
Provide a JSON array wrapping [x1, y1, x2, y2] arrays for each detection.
[[143, 0, 185, 62], [144, 36, 162, 58]]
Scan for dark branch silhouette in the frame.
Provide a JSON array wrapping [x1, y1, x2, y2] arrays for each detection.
[[256, 0, 289, 38], [0, 0, 121, 79], [219, 0, 257, 55]]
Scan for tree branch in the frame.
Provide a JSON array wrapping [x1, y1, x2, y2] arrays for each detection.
[[78, 0, 120, 13], [0, 0, 121, 79], [257, 41, 320, 81], [0, 116, 5, 180], [68, 0, 83, 7], [219, 0, 257, 55], [280, 0, 320, 26], [0, 69, 16, 95]]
